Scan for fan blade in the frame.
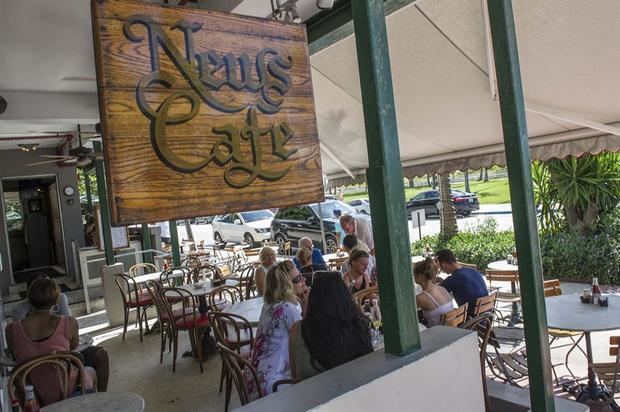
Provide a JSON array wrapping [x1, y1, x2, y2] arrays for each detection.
[[27, 157, 77, 166]]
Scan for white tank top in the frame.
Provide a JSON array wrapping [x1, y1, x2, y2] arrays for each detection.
[[421, 291, 456, 327]]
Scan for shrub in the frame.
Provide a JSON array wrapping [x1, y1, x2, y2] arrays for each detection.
[[412, 218, 515, 271]]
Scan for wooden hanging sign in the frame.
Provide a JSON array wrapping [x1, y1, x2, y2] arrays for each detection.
[[91, 0, 323, 225]]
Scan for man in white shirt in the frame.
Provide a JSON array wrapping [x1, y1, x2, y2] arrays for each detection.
[[339, 214, 374, 254]]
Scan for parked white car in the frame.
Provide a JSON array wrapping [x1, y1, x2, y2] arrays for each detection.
[[348, 198, 370, 214], [212, 209, 274, 246]]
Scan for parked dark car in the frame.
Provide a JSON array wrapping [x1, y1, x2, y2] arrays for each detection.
[[406, 189, 479, 217], [270, 200, 359, 253]]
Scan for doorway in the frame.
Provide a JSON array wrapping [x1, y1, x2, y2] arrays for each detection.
[[2, 177, 67, 284]]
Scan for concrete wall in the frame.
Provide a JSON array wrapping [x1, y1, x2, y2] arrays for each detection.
[[0, 148, 84, 293], [237, 327, 485, 412]]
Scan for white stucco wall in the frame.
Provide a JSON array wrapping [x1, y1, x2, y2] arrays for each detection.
[[311, 332, 484, 411]]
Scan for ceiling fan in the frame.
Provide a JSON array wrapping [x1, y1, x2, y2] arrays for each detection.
[[27, 128, 103, 168]]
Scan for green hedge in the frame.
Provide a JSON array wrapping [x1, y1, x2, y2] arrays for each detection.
[[411, 217, 620, 284]]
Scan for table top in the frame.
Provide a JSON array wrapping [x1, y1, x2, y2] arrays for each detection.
[[487, 260, 518, 272], [324, 253, 348, 261], [41, 392, 144, 412], [546, 294, 620, 332], [178, 279, 239, 296], [132, 269, 184, 284], [227, 297, 264, 326]]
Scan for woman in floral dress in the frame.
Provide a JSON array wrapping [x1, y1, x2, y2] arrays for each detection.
[[248, 260, 302, 396]]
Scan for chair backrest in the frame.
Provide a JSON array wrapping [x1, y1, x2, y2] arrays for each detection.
[[328, 256, 348, 271], [8, 352, 87, 407], [114, 273, 142, 306], [208, 285, 243, 311], [473, 292, 497, 317], [209, 312, 255, 349], [160, 287, 200, 328], [244, 248, 261, 257], [218, 264, 232, 279], [440, 303, 469, 327], [485, 270, 519, 287], [235, 264, 256, 300], [353, 287, 379, 311], [159, 267, 187, 287], [217, 343, 263, 405], [543, 279, 562, 297], [144, 280, 167, 323], [128, 263, 157, 277], [283, 241, 292, 256], [458, 262, 478, 271], [463, 312, 493, 412]]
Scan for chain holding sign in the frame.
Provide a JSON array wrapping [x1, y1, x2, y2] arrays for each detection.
[[91, 0, 323, 225]]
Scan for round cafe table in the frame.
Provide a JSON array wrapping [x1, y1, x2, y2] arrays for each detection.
[[226, 296, 264, 326], [487, 260, 521, 325], [179, 279, 239, 313], [41, 392, 144, 412], [546, 294, 620, 406]]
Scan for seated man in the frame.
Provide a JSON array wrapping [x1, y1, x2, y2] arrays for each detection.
[[293, 237, 327, 271], [435, 249, 488, 317]]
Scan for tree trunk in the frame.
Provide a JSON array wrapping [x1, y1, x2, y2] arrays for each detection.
[[431, 174, 438, 189], [439, 173, 458, 240], [426, 175, 432, 187], [464, 170, 471, 193], [407, 177, 415, 188], [184, 219, 196, 251], [478, 168, 484, 181], [483, 168, 489, 182]]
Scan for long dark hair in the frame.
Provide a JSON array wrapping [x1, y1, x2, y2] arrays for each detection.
[[301, 272, 373, 370]]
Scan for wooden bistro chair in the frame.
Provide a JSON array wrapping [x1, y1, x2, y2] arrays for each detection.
[[233, 264, 256, 300], [485, 269, 521, 324], [472, 292, 498, 319], [128, 262, 157, 277], [463, 312, 494, 412], [353, 287, 379, 311], [114, 273, 152, 342], [160, 287, 210, 373], [543, 279, 586, 379], [592, 337, 620, 398], [144, 280, 184, 365], [282, 241, 292, 256], [8, 352, 87, 408], [209, 312, 255, 411], [217, 343, 264, 410], [208, 285, 244, 312], [440, 303, 469, 328], [328, 256, 348, 271], [458, 262, 478, 271]]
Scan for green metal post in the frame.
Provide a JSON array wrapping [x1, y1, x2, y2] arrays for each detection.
[[169, 220, 181, 267], [84, 170, 93, 215], [487, 1, 555, 410], [351, 0, 420, 355], [142, 223, 153, 264], [93, 142, 115, 266]]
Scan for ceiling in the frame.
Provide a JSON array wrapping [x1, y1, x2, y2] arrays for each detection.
[[1, 0, 618, 181]]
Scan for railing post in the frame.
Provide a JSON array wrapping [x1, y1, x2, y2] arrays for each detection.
[[169, 220, 181, 267], [486, 1, 555, 410], [351, 0, 420, 355], [141, 223, 153, 264], [93, 141, 115, 266]]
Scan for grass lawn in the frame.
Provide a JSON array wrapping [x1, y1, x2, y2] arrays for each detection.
[[343, 178, 511, 205]]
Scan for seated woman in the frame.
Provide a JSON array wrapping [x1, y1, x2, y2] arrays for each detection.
[[6, 278, 97, 406], [340, 235, 376, 282], [414, 258, 456, 327], [343, 249, 373, 293], [248, 261, 303, 396], [11, 274, 109, 392], [255, 247, 276, 296], [289, 272, 373, 380], [296, 247, 327, 286]]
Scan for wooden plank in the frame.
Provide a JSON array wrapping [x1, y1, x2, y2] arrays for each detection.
[[92, 0, 323, 225]]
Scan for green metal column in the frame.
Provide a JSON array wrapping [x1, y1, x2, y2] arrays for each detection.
[[487, 1, 554, 410], [84, 170, 93, 215], [93, 142, 115, 266], [142, 223, 153, 264], [169, 220, 181, 267], [351, 0, 420, 355]]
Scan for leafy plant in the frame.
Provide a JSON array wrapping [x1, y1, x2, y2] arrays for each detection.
[[532, 161, 564, 234]]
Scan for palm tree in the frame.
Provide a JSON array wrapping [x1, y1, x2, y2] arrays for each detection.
[[439, 173, 458, 240]]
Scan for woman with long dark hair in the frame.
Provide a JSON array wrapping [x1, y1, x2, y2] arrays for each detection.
[[289, 272, 373, 379]]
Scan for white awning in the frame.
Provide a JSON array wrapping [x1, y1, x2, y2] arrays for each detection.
[[311, 0, 620, 186]]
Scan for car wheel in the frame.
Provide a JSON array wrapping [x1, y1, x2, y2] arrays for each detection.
[[214, 232, 223, 244], [244, 233, 255, 247], [325, 235, 337, 253]]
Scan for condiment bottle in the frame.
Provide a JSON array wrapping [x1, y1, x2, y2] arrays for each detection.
[[592, 277, 602, 305], [23, 386, 40, 412]]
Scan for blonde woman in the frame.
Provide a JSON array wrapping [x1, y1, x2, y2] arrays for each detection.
[[255, 247, 276, 296], [248, 261, 303, 396]]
